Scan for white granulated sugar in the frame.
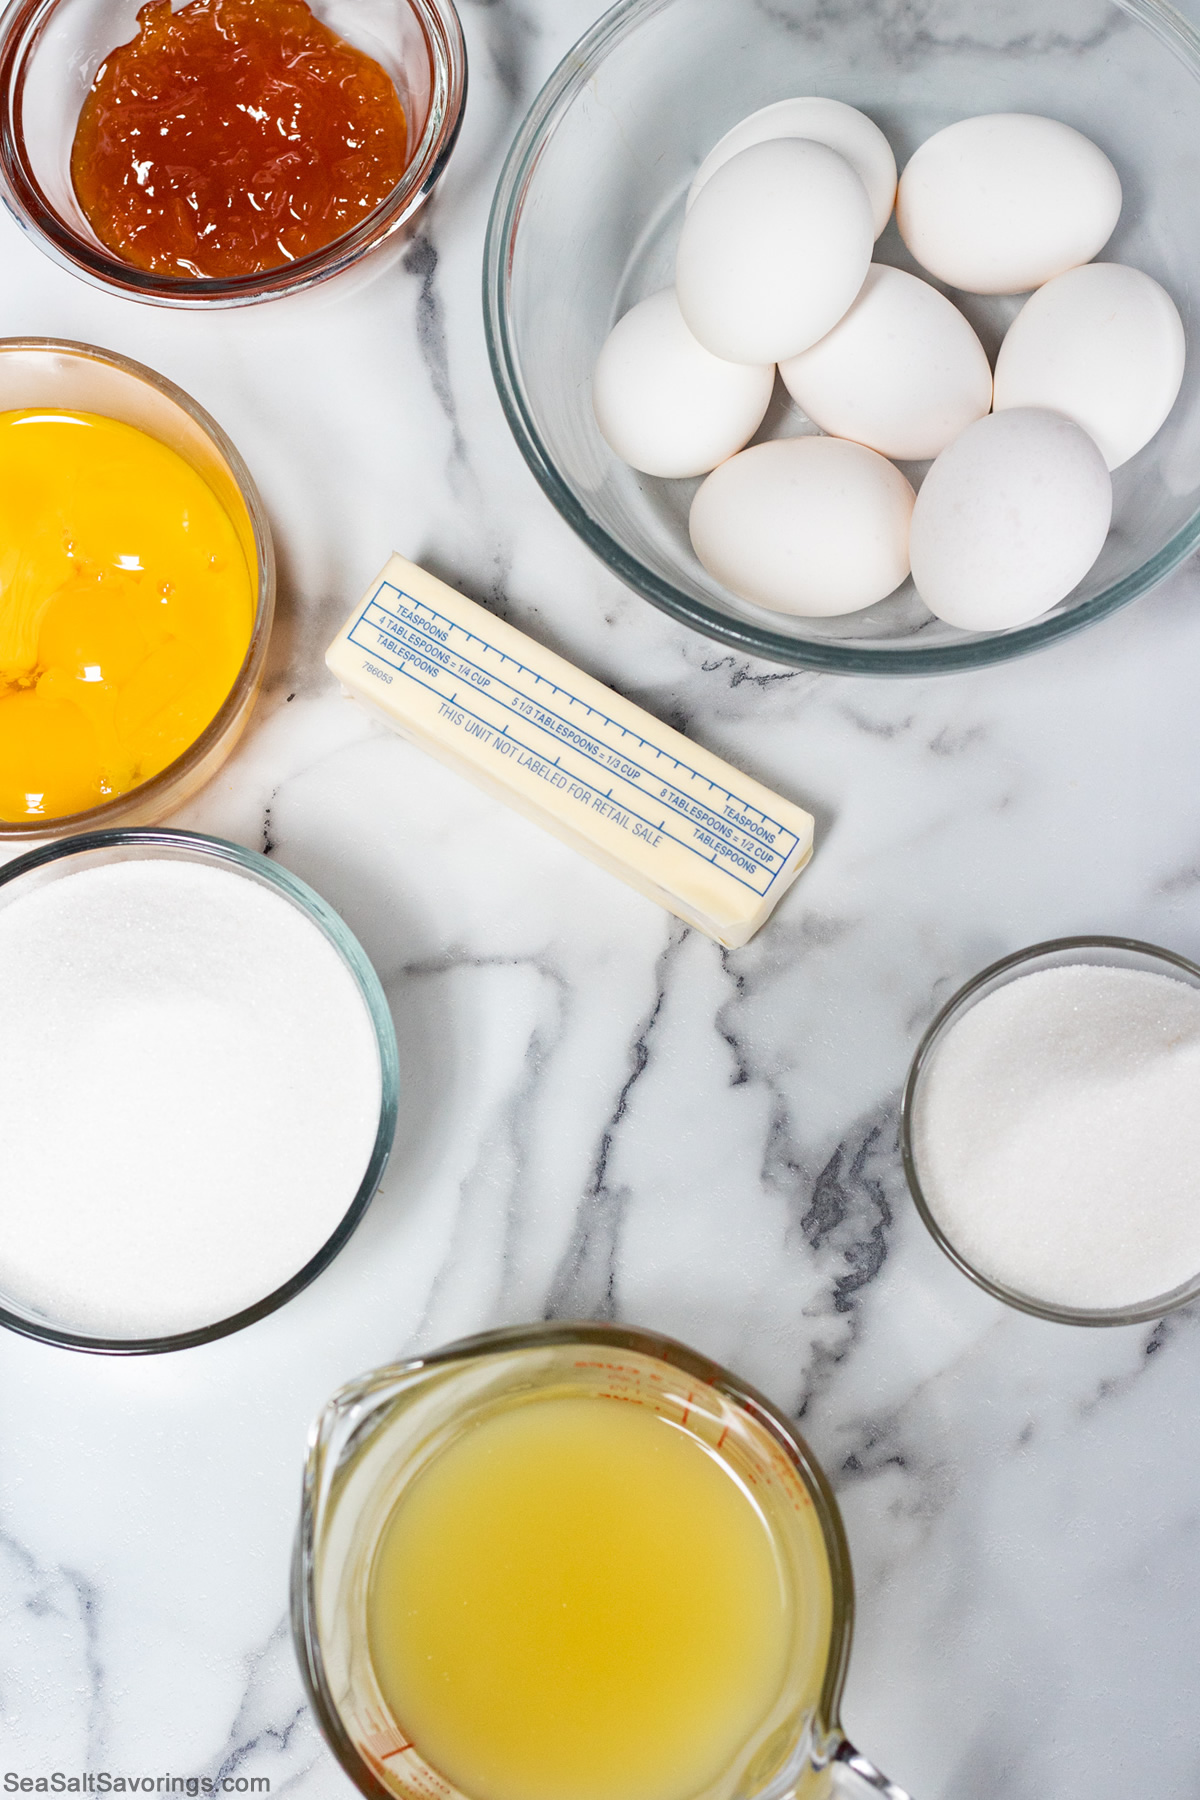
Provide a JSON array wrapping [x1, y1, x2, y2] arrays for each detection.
[[912, 963, 1200, 1311], [0, 859, 383, 1338]]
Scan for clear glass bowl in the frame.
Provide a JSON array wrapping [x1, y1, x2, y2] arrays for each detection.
[[485, 0, 1200, 675], [0, 828, 400, 1355], [0, 0, 465, 306], [0, 337, 274, 840], [293, 1321, 913, 1800], [901, 936, 1200, 1326]]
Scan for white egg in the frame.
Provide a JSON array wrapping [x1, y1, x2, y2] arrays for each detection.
[[909, 409, 1112, 630], [992, 263, 1185, 470], [675, 138, 874, 364], [687, 97, 897, 239], [689, 436, 914, 617], [591, 290, 775, 479], [778, 265, 992, 460], [897, 114, 1122, 295]]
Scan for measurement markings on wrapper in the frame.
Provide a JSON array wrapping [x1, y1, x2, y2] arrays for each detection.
[[349, 582, 799, 896]]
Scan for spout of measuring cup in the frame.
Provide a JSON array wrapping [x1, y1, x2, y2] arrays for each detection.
[[829, 1741, 915, 1799]]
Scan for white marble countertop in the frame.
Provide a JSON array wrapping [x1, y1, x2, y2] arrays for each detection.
[[3, 3, 1200, 1796]]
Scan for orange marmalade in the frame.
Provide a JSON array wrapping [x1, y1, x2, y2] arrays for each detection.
[[71, 0, 408, 280], [0, 410, 254, 823]]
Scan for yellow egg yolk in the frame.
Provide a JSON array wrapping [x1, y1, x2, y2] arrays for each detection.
[[0, 409, 254, 822]]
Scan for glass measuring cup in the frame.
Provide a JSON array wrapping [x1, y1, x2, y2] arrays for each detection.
[[292, 1321, 912, 1800]]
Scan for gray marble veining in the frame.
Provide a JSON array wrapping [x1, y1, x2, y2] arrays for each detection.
[[3, 2, 1200, 1796]]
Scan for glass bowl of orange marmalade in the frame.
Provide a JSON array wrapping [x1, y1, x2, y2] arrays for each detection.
[[0, 0, 465, 306]]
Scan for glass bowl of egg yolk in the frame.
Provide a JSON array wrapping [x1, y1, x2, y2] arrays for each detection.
[[0, 339, 275, 836], [0, 0, 465, 305], [486, 0, 1200, 673]]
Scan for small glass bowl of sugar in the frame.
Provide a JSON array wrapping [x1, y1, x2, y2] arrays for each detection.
[[0, 829, 398, 1353], [902, 936, 1200, 1326]]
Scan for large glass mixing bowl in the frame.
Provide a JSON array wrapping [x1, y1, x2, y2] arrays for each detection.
[[485, 0, 1200, 675]]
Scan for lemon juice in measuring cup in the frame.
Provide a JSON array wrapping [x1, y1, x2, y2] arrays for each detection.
[[292, 1324, 911, 1800]]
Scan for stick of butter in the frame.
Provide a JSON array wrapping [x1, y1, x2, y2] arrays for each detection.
[[326, 556, 814, 948]]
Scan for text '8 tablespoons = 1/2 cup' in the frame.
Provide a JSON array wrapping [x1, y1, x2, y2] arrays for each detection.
[[292, 1321, 915, 1800]]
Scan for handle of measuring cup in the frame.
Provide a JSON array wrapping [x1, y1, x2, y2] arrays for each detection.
[[830, 1741, 915, 1799]]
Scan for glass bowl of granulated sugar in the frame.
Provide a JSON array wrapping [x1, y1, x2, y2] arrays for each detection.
[[902, 936, 1200, 1326], [0, 829, 398, 1353]]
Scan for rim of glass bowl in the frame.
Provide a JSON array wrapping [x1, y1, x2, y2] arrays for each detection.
[[291, 1319, 857, 1800], [0, 0, 466, 307], [900, 934, 1200, 1326], [0, 337, 276, 841], [483, 0, 1200, 677], [0, 827, 400, 1355]]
